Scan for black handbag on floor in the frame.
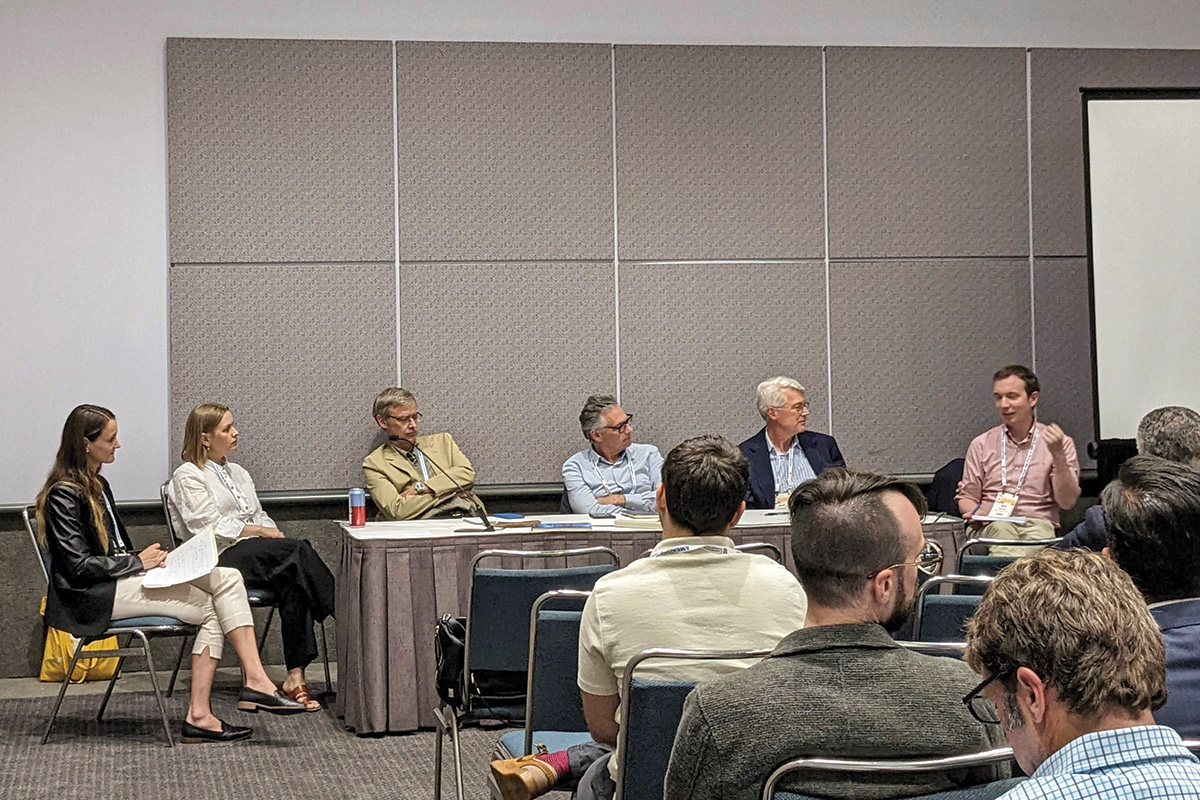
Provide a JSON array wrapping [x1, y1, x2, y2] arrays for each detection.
[[435, 614, 467, 708]]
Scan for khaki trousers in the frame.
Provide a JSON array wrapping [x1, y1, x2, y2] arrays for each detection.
[[112, 566, 254, 659], [980, 518, 1057, 557]]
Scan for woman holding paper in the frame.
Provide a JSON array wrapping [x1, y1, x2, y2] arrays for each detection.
[[37, 404, 306, 743], [167, 403, 335, 712]]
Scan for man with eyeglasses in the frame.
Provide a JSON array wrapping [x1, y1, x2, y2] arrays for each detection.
[[562, 394, 663, 515], [740, 376, 845, 509], [362, 386, 484, 520], [963, 549, 1200, 799], [666, 468, 1005, 800]]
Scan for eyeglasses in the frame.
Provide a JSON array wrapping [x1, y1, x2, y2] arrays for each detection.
[[385, 412, 422, 425], [867, 539, 943, 579], [962, 671, 1011, 725], [778, 401, 810, 412], [601, 415, 633, 433]]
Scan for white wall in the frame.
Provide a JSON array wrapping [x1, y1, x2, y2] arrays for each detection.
[[5, 0, 1200, 502]]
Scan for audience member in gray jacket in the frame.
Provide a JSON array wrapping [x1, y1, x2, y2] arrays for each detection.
[[665, 469, 1008, 800]]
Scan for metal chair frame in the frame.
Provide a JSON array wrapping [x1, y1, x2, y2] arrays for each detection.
[[25, 506, 198, 747], [434, 546, 620, 800], [617, 647, 773, 800], [522, 588, 592, 756], [955, 537, 1065, 573], [160, 482, 332, 694], [895, 641, 967, 659], [911, 574, 994, 641], [637, 541, 784, 562]]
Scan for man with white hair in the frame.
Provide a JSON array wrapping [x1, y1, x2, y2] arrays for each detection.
[[739, 376, 844, 509]]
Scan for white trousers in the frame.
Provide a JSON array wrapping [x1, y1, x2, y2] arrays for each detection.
[[112, 566, 254, 659]]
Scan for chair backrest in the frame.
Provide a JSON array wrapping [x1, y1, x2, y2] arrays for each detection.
[[522, 589, 590, 755], [761, 748, 1019, 800], [160, 481, 184, 548], [558, 489, 573, 513], [23, 505, 50, 587], [911, 575, 992, 641], [618, 647, 772, 800], [895, 641, 967, 659], [926, 458, 965, 515], [955, 537, 1064, 576], [735, 542, 784, 563], [465, 547, 619, 674]]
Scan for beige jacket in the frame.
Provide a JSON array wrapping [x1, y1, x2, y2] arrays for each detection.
[[362, 432, 482, 520]]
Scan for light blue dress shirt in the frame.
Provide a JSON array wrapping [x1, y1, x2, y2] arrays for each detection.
[[768, 435, 817, 497], [562, 442, 664, 515], [998, 725, 1200, 800]]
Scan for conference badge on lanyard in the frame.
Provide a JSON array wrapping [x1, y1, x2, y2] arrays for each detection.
[[988, 424, 1040, 519], [987, 491, 1020, 519]]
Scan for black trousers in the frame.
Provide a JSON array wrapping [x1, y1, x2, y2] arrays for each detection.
[[218, 538, 335, 671]]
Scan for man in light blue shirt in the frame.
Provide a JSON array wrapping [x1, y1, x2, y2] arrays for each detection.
[[963, 549, 1200, 799], [562, 395, 663, 515]]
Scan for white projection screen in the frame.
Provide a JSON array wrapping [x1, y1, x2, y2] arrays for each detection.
[[1084, 89, 1200, 441]]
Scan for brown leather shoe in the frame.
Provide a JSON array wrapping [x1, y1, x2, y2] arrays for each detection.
[[490, 753, 560, 800]]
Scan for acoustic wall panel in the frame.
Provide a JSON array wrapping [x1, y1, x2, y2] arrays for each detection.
[[614, 45, 824, 261], [166, 39, 395, 264], [825, 47, 1028, 259], [169, 264, 396, 490], [395, 42, 614, 262], [619, 262, 829, 459], [829, 260, 1032, 474], [1033, 257, 1095, 462], [1030, 48, 1200, 256], [398, 262, 616, 484]]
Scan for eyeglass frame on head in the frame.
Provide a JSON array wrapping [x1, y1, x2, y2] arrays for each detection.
[[866, 538, 944, 579], [600, 414, 633, 434], [962, 669, 1014, 725], [385, 411, 423, 425]]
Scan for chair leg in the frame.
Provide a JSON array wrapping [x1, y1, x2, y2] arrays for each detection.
[[135, 630, 175, 747], [319, 620, 332, 695], [166, 634, 190, 698], [96, 653, 126, 721], [447, 708, 466, 800], [258, 606, 275, 653], [433, 707, 445, 800], [42, 638, 88, 744]]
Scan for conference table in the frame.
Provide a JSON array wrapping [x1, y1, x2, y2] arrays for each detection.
[[334, 510, 967, 735]]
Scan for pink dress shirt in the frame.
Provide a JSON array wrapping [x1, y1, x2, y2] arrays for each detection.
[[955, 422, 1080, 527]]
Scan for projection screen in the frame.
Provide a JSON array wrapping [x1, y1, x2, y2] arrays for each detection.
[[1083, 89, 1200, 441]]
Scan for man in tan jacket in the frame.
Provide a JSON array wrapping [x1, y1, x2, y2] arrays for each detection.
[[362, 387, 484, 520]]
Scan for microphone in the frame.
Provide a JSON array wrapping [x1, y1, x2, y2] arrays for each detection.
[[412, 443, 494, 532]]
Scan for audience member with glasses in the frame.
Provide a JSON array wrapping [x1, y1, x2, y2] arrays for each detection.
[[561, 394, 663, 515], [666, 468, 1005, 800], [964, 549, 1200, 798], [362, 387, 485, 520], [740, 376, 845, 509]]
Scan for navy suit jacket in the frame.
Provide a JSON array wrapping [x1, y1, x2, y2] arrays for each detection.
[[1152, 598, 1200, 739], [739, 427, 846, 509], [1053, 504, 1107, 552]]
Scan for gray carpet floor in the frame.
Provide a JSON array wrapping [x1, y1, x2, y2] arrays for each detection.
[[1, 688, 532, 800]]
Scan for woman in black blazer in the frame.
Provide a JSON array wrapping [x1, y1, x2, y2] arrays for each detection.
[[37, 404, 306, 742]]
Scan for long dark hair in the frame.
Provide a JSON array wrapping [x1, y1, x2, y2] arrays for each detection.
[[35, 404, 116, 551]]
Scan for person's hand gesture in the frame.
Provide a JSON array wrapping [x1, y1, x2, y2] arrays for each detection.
[[138, 543, 168, 570]]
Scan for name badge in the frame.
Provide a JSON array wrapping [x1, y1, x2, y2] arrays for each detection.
[[988, 491, 1020, 518], [775, 493, 791, 508]]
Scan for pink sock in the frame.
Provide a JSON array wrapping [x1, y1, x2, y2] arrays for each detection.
[[536, 750, 569, 780]]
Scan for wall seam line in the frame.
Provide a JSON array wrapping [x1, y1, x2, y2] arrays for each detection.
[[1026, 47, 1038, 372], [392, 42, 403, 386], [822, 46, 834, 436], [611, 44, 622, 402]]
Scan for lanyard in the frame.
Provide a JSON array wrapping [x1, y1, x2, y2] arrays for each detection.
[[101, 492, 127, 554], [1000, 423, 1040, 494], [208, 461, 252, 516], [650, 544, 735, 557], [594, 451, 629, 496]]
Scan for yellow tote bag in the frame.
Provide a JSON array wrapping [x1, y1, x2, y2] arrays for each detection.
[[38, 597, 119, 683]]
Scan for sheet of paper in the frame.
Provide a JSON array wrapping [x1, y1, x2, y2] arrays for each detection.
[[142, 530, 217, 589], [972, 514, 1028, 526]]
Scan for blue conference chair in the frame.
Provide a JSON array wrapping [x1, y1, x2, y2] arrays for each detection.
[[617, 647, 773, 800], [911, 575, 993, 642], [956, 537, 1064, 585], [762, 748, 1023, 800], [434, 547, 620, 800], [26, 506, 199, 747], [160, 482, 332, 694], [493, 589, 593, 762]]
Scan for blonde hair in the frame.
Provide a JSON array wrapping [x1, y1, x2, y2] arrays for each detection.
[[181, 403, 230, 467], [964, 549, 1166, 718], [373, 387, 416, 420], [35, 404, 115, 551]]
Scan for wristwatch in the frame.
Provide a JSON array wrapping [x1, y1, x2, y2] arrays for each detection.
[[414, 481, 427, 494]]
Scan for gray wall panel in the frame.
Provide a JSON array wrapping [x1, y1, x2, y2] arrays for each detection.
[[169, 264, 396, 490], [395, 42, 614, 262], [830, 260, 1032, 473], [166, 38, 394, 264], [619, 262, 829, 458], [1034, 257, 1096, 464], [826, 47, 1028, 259], [399, 262, 616, 484], [614, 45, 824, 260], [1030, 48, 1200, 256]]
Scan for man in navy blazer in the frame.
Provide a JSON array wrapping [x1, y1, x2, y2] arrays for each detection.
[[1104, 454, 1200, 739], [739, 376, 845, 509]]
